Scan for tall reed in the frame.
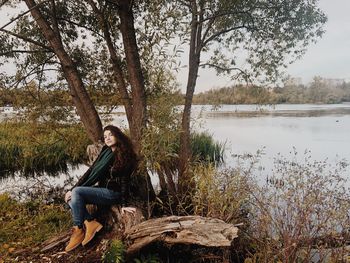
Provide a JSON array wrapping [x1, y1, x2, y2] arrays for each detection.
[[0, 122, 90, 178]]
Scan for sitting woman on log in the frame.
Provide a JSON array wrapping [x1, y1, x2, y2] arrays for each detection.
[[64, 125, 137, 252]]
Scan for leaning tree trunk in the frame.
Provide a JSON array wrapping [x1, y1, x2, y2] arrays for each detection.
[[24, 0, 103, 143]]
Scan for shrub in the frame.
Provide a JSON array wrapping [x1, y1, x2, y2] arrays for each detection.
[[247, 150, 350, 262]]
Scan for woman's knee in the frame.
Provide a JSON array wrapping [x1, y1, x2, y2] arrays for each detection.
[[71, 186, 83, 199]]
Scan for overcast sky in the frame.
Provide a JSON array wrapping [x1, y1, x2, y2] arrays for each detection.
[[1, 0, 349, 93], [178, 0, 350, 93]]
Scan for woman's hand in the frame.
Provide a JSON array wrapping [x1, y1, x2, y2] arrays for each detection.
[[64, 191, 72, 203], [121, 207, 136, 215]]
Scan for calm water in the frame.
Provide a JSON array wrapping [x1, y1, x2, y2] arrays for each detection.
[[111, 103, 350, 178], [1, 104, 350, 190], [195, 104, 350, 168]]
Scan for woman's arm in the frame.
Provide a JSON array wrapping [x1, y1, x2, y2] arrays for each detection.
[[71, 166, 93, 189]]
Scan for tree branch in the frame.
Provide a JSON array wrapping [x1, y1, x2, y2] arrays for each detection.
[[195, 1, 204, 56], [0, 28, 53, 51], [12, 68, 59, 89], [202, 10, 251, 23], [50, 0, 62, 43], [0, 0, 11, 9], [0, 49, 53, 56], [56, 17, 103, 38], [11, 54, 57, 88], [202, 25, 247, 47], [200, 16, 214, 49], [201, 9, 254, 45], [200, 62, 250, 80], [86, 0, 132, 116], [0, 0, 50, 31]]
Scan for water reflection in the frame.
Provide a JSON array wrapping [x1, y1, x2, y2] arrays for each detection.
[[0, 164, 88, 195]]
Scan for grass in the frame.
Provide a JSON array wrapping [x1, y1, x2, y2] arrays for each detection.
[[0, 193, 72, 259], [191, 132, 225, 165]]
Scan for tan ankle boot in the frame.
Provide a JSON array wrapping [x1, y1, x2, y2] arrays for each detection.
[[65, 226, 85, 252], [82, 220, 103, 246]]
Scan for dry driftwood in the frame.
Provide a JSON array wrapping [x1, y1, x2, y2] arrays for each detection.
[[40, 230, 71, 252], [124, 215, 239, 255], [108, 205, 145, 233]]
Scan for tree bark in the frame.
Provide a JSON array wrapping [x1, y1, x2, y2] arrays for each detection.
[[24, 0, 103, 143], [114, 0, 156, 214]]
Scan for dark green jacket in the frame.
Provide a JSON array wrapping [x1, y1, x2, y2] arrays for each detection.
[[73, 145, 134, 206]]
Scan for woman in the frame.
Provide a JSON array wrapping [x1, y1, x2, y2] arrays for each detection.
[[64, 125, 137, 252]]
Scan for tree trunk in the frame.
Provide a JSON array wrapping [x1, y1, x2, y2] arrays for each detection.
[[178, 0, 202, 195], [87, 0, 133, 127], [114, 0, 156, 214], [116, 0, 147, 156], [24, 0, 103, 143]]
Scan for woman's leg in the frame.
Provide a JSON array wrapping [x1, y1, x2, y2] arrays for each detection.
[[68, 186, 121, 227]]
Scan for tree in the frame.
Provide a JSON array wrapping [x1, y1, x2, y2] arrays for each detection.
[[0, 0, 180, 156], [177, 0, 327, 194], [0, 0, 182, 209]]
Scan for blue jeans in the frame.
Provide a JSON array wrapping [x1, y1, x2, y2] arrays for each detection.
[[68, 186, 121, 227]]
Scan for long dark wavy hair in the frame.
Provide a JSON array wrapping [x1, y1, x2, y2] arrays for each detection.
[[103, 125, 138, 174]]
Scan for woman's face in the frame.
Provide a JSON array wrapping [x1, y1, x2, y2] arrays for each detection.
[[104, 130, 117, 148]]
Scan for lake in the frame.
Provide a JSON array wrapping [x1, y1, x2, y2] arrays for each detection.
[[194, 104, 350, 173], [1, 103, 350, 191]]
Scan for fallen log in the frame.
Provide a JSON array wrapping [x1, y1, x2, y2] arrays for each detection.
[[124, 215, 239, 255]]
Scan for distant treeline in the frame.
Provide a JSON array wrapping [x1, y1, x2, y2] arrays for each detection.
[[193, 78, 350, 105], [2, 78, 350, 107]]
